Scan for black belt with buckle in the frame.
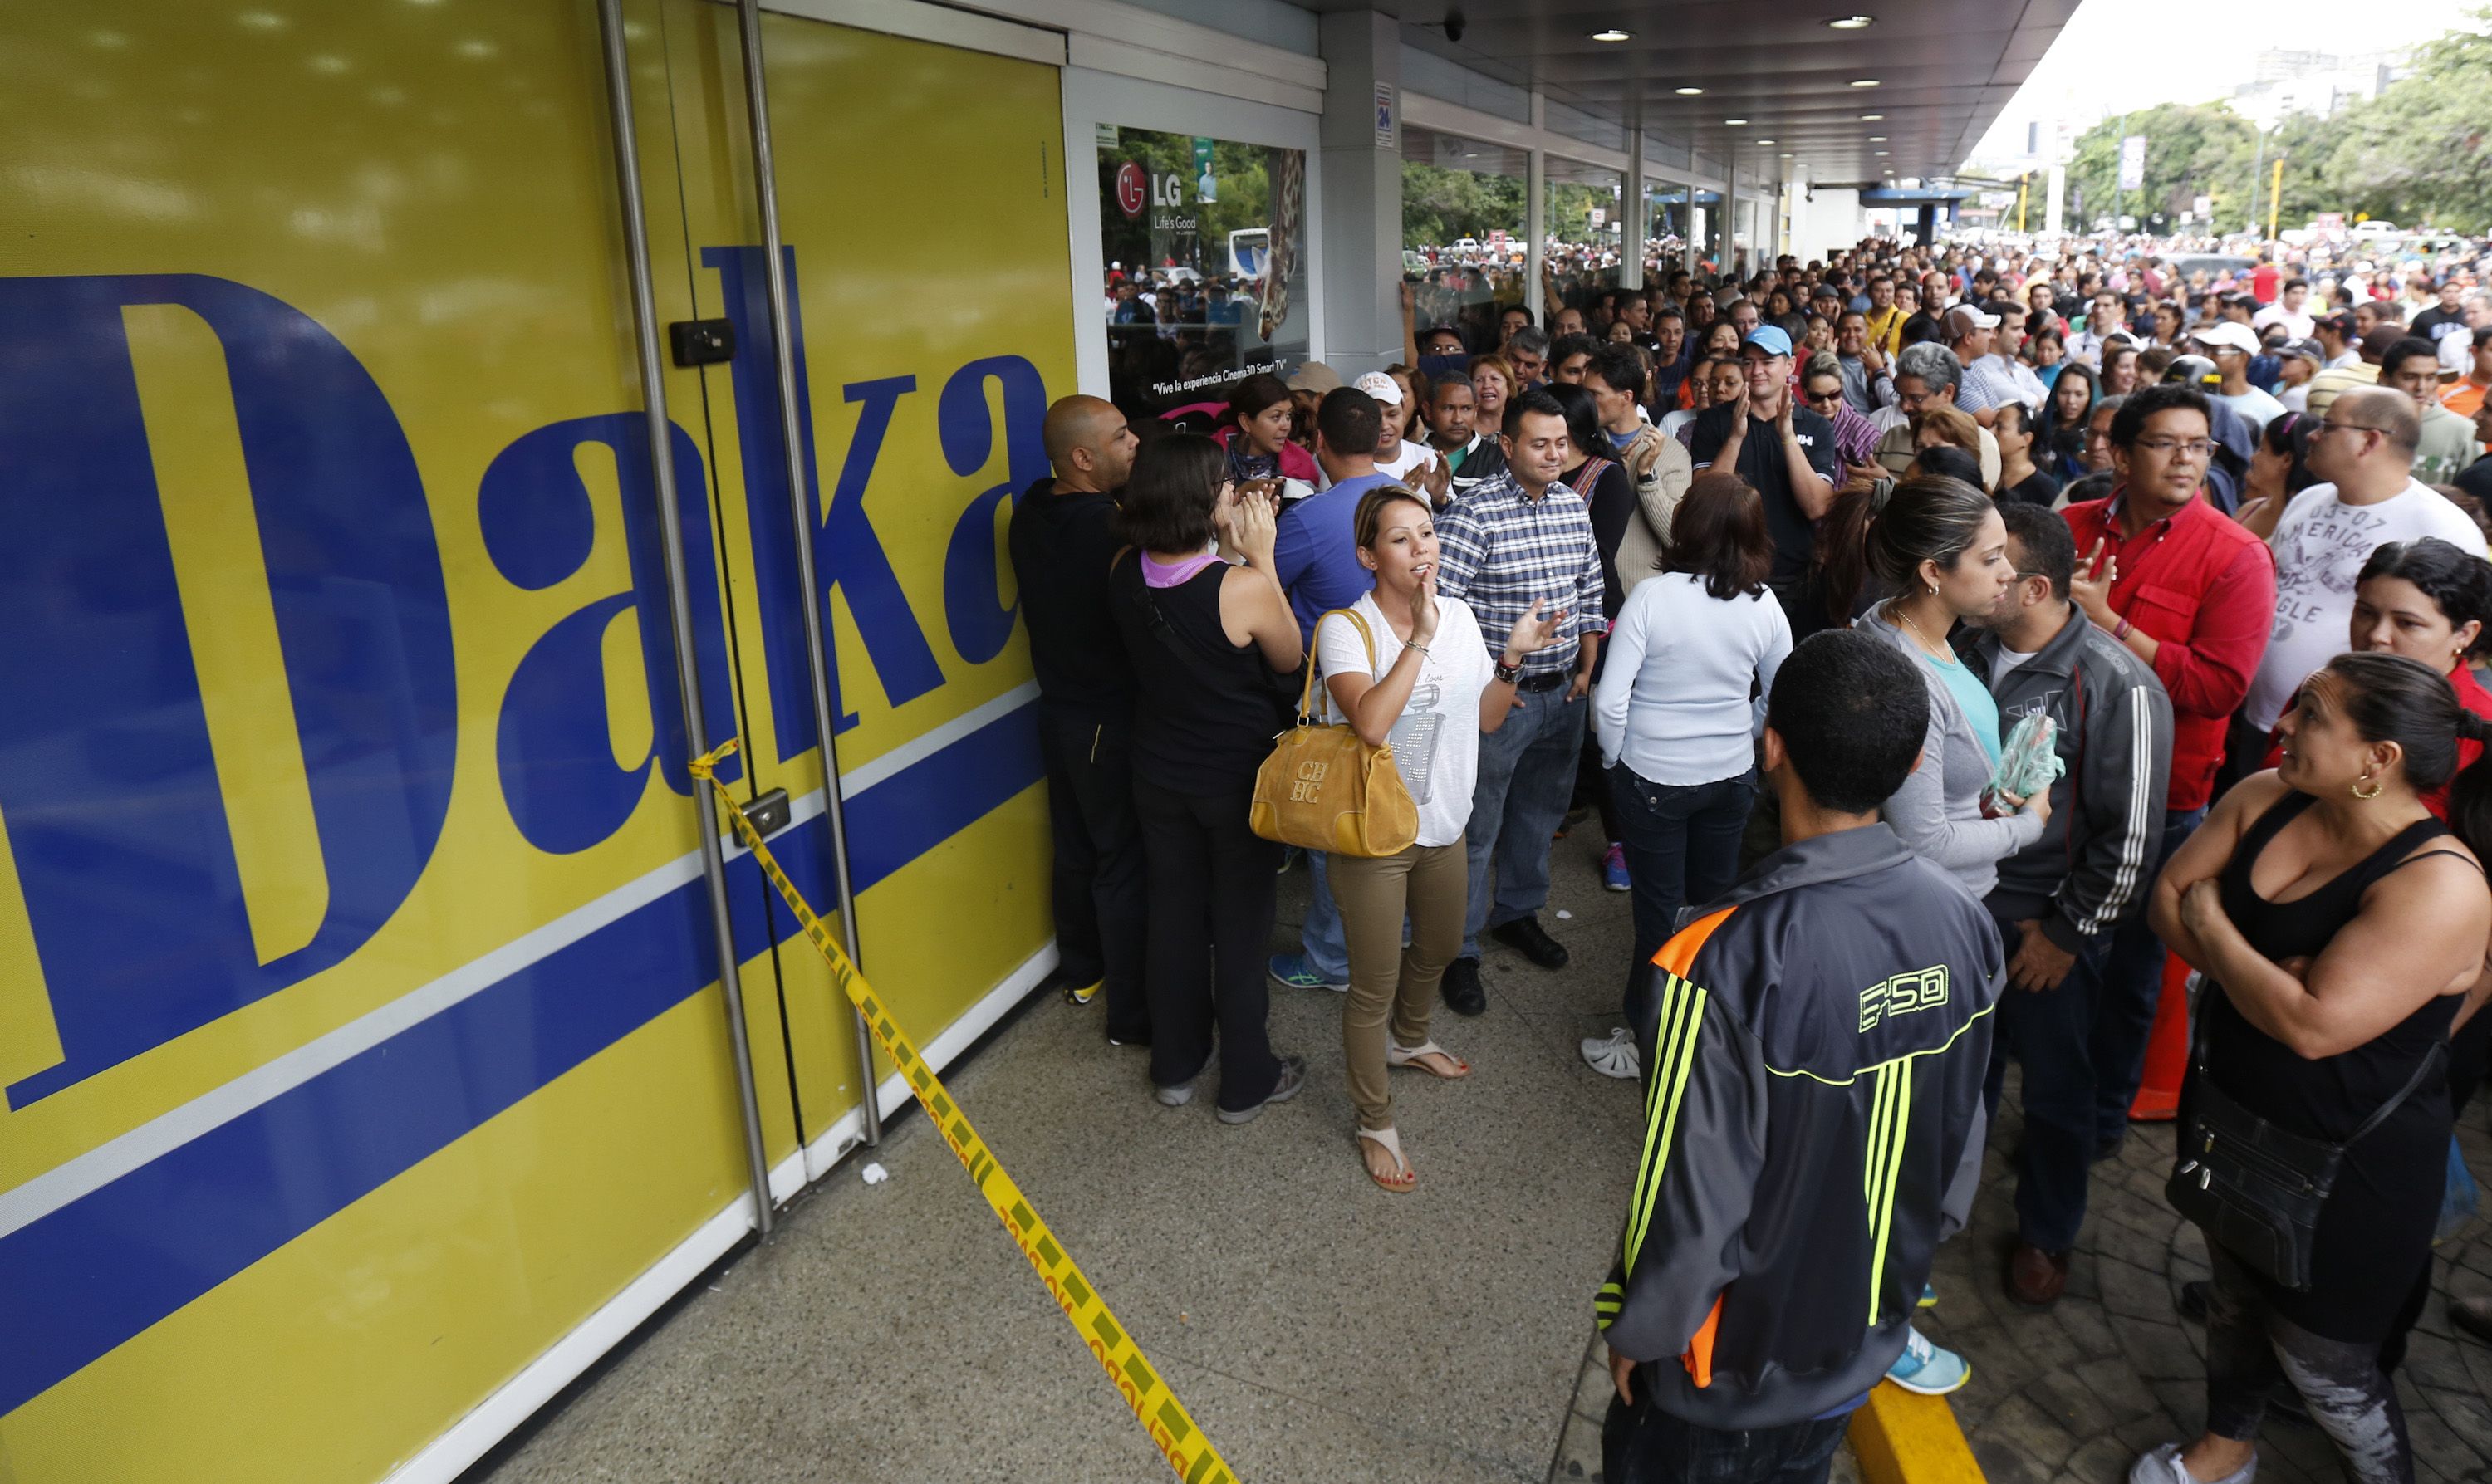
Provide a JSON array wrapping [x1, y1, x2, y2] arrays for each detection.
[[1515, 669, 1571, 693]]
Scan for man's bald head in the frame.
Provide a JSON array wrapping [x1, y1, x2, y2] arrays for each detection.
[[1042, 394, 1137, 492], [2334, 386, 2421, 456]]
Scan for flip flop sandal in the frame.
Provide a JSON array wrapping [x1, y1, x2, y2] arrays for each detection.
[[1356, 1126, 1415, 1193], [1386, 1039, 1471, 1080]]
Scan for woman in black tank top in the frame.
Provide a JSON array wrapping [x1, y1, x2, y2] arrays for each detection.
[[2136, 654, 2492, 1484], [1106, 435, 1310, 1121]]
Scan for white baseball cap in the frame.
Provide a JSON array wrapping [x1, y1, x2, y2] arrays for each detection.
[[2190, 321, 2262, 357], [1353, 370, 1404, 407]]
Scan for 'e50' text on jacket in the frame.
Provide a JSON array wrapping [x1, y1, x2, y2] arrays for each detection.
[[1596, 823, 2004, 1428]]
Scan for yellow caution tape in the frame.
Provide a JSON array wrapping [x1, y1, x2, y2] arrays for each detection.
[[689, 741, 1239, 1484]]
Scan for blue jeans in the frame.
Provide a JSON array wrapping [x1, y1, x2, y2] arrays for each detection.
[[1301, 850, 1351, 982], [1984, 902, 2116, 1252], [1462, 686, 1587, 958], [1602, 1379, 1851, 1484], [1609, 762, 1758, 979], [2092, 806, 2203, 1142]]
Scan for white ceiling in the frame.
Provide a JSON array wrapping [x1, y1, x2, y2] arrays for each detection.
[[1344, 0, 2083, 186]]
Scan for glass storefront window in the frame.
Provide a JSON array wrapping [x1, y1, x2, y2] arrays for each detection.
[[1691, 189, 1725, 279], [1645, 181, 1690, 282], [1543, 157, 1621, 320], [1096, 125, 1307, 416], [1401, 125, 1528, 355]]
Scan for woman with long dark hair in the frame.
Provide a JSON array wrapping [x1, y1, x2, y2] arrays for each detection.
[[1218, 372, 1317, 488], [2037, 360, 2099, 482], [2233, 409, 2318, 541], [1107, 435, 1307, 1120], [2141, 653, 2492, 1484], [1548, 381, 1641, 893], [1846, 477, 2051, 899], [2350, 539, 2492, 819], [1581, 473, 1791, 1080]]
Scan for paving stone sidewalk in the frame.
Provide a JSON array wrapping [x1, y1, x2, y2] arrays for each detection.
[[1543, 1075, 2492, 1484], [1927, 1074, 2492, 1484]]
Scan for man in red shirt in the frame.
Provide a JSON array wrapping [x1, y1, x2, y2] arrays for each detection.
[[2061, 382, 2277, 1156], [2251, 257, 2281, 306]]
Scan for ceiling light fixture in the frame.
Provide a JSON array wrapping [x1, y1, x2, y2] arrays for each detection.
[[1825, 13, 1874, 27], [1778, 152, 1794, 158], [1868, 135, 1886, 141], [1848, 78, 1881, 87], [1674, 86, 1703, 95], [1860, 112, 1884, 120], [1874, 149, 1890, 156], [1724, 117, 1748, 125], [1754, 138, 1775, 144], [1590, 27, 1632, 41]]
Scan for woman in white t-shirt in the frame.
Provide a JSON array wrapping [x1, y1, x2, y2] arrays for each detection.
[[1580, 473, 1793, 1079], [1316, 485, 1562, 1191]]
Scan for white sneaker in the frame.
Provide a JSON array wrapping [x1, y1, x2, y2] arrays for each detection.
[[1581, 1027, 1639, 1080], [2129, 1443, 2256, 1484]]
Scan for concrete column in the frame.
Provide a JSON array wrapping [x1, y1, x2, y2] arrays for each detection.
[[1524, 91, 1545, 324], [1623, 120, 1646, 291], [1722, 150, 1738, 281], [2045, 161, 2067, 236], [1317, 8, 1402, 372]]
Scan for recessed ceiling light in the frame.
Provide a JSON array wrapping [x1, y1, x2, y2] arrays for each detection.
[[1590, 27, 1632, 41], [1874, 149, 1890, 156], [1674, 86, 1704, 95], [1755, 138, 1775, 145], [1778, 152, 1794, 158], [1860, 113, 1884, 120], [1849, 77, 1881, 87], [1826, 13, 1874, 27], [1868, 135, 1886, 142], [1724, 117, 1748, 125]]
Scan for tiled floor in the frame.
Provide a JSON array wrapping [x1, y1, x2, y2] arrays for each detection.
[[469, 828, 1657, 1483], [466, 820, 2492, 1484], [1926, 1072, 2492, 1484]]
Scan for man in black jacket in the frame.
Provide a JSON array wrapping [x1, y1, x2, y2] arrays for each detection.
[[1599, 631, 2002, 1483], [1008, 396, 1144, 1039], [1958, 502, 2172, 1307]]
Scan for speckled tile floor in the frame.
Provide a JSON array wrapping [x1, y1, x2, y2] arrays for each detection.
[[468, 827, 1655, 1483]]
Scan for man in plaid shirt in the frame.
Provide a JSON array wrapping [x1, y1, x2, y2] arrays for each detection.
[[1432, 386, 1607, 1015]]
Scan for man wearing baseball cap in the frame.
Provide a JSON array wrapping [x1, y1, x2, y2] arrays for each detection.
[[2189, 321, 2285, 432], [1945, 304, 2016, 429], [2274, 337, 2326, 414], [1687, 326, 1842, 634]]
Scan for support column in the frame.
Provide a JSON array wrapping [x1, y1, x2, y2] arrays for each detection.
[[1317, 8, 1402, 372], [2045, 161, 2067, 236], [1623, 115, 1646, 291], [1722, 150, 1738, 281], [1524, 91, 1545, 325]]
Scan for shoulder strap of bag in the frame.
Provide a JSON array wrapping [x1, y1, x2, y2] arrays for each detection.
[[1567, 458, 1613, 496], [2345, 1040, 2449, 1147], [1302, 606, 1380, 723]]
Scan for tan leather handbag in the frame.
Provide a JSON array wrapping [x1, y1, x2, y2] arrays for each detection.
[[1249, 608, 1420, 858]]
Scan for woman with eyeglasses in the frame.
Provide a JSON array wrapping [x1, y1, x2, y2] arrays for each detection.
[[1800, 352, 1878, 467]]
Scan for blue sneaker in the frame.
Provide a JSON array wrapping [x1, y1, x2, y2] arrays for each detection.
[[1602, 843, 1631, 892], [1268, 953, 1348, 992], [1884, 1325, 1970, 1396], [1918, 1281, 1938, 1310]]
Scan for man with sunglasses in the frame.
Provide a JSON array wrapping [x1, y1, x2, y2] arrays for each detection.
[[2241, 386, 2490, 747], [2061, 383, 2276, 1158]]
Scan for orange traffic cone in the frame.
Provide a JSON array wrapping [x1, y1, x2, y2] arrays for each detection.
[[2128, 951, 2192, 1122]]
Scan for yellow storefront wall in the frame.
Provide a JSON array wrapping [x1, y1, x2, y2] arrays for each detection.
[[0, 1, 1070, 1478]]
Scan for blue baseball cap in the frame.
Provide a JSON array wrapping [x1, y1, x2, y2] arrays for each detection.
[[1741, 326, 1794, 358]]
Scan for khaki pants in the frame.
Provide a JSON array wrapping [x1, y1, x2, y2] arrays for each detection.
[[1330, 837, 1468, 1130]]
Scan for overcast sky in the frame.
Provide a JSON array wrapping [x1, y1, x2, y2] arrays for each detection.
[[1971, 0, 2485, 159]]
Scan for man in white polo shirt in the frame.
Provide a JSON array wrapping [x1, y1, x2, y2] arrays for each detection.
[[2241, 387, 2491, 745], [2190, 321, 2287, 433]]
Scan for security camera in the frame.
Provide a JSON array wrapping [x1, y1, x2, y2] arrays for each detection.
[[1443, 7, 1465, 43]]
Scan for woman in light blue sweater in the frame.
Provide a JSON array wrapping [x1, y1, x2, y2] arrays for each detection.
[[1842, 476, 2050, 900]]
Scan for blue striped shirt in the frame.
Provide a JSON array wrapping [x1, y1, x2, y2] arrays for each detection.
[[1433, 471, 1606, 677]]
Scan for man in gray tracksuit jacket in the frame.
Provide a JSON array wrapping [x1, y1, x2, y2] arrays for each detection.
[[1598, 631, 2003, 1484], [1955, 502, 2173, 1307]]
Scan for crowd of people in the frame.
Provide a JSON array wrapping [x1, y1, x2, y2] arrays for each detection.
[[1016, 231, 2492, 1484]]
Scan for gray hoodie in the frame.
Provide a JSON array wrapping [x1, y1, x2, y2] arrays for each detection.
[[1856, 607, 2043, 899]]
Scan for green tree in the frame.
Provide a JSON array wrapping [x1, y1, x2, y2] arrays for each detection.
[[2065, 103, 2256, 230], [1401, 161, 1526, 248]]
